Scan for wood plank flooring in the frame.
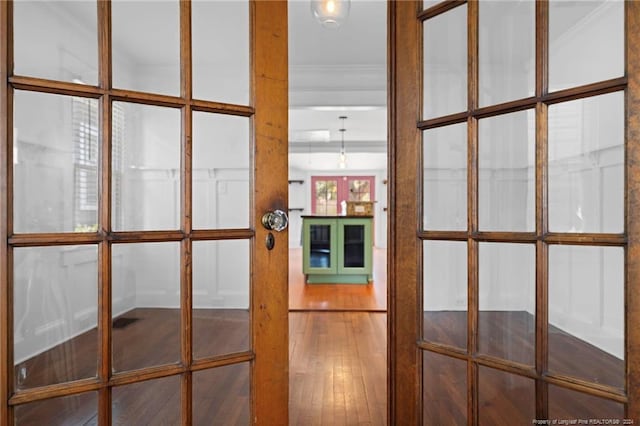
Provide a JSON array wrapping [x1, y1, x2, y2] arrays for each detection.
[[13, 308, 627, 424], [424, 311, 624, 389], [289, 248, 387, 311], [423, 311, 625, 424], [13, 309, 387, 425], [289, 312, 387, 426], [14, 308, 251, 426]]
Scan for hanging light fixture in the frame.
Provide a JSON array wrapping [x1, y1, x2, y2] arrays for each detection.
[[310, 0, 350, 29], [338, 116, 347, 169]]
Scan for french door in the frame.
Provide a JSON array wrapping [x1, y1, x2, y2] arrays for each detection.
[[389, 0, 640, 424], [0, 1, 288, 424]]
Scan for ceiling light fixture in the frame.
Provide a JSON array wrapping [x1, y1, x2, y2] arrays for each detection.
[[338, 115, 347, 169], [311, 0, 350, 29]]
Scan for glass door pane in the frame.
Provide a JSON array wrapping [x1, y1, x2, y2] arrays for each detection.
[[423, 123, 467, 231], [549, 0, 624, 92], [423, 351, 467, 424], [478, 243, 535, 365], [343, 224, 365, 268], [479, 0, 535, 107], [312, 177, 339, 215], [15, 392, 98, 426], [13, 245, 99, 390], [192, 240, 250, 360], [112, 0, 180, 95], [112, 375, 181, 425], [112, 102, 181, 232], [310, 224, 332, 268], [423, 240, 467, 350], [548, 92, 624, 233], [478, 110, 535, 232], [193, 363, 250, 425], [423, 4, 467, 119], [192, 0, 250, 105], [478, 367, 535, 425], [548, 245, 624, 389], [548, 385, 625, 420], [13, 91, 100, 234], [13, 0, 98, 85], [347, 177, 374, 202], [192, 112, 250, 230], [111, 242, 181, 373]]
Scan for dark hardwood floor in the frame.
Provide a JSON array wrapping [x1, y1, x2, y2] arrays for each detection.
[[13, 309, 626, 425], [15, 308, 249, 390], [14, 308, 251, 426], [423, 311, 625, 424]]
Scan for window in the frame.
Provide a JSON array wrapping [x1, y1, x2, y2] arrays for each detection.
[[311, 176, 375, 215], [72, 97, 98, 232], [72, 97, 124, 231], [313, 178, 338, 215]]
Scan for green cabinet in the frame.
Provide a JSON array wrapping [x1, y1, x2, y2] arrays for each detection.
[[302, 216, 373, 284]]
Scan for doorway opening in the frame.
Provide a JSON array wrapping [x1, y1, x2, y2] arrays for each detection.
[[287, 0, 388, 312], [287, 0, 388, 424]]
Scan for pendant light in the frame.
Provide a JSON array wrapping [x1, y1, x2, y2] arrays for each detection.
[[311, 0, 350, 29], [338, 116, 347, 169]]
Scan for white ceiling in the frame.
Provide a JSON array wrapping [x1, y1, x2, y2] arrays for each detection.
[[288, 0, 386, 68]]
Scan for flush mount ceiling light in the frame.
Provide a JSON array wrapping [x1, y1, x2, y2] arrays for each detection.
[[338, 115, 347, 169], [311, 0, 350, 29]]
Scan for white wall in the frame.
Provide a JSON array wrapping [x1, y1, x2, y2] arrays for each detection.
[[288, 166, 308, 248]]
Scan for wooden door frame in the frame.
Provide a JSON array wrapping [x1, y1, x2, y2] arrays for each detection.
[[252, 1, 289, 424], [0, 1, 9, 424], [626, 0, 640, 422], [387, 0, 422, 424], [388, 0, 640, 424], [0, 1, 288, 424]]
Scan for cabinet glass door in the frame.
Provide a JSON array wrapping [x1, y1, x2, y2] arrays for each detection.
[[337, 219, 371, 276], [310, 224, 332, 268], [303, 219, 338, 275], [343, 225, 365, 267]]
